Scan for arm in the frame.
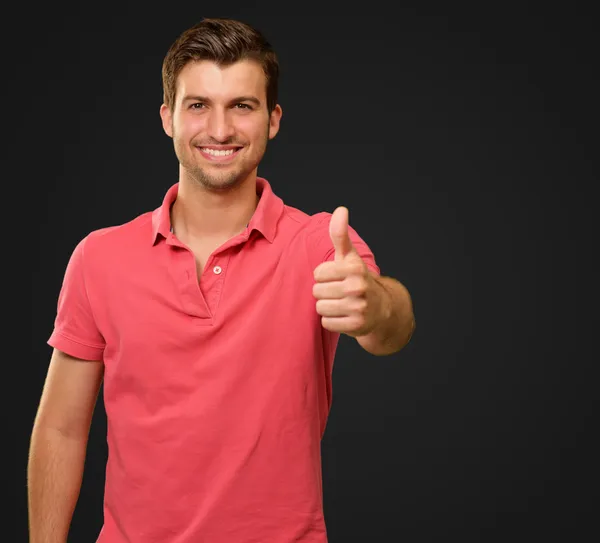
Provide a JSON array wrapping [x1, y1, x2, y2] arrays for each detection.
[[312, 207, 415, 357], [356, 273, 415, 356], [28, 349, 104, 543]]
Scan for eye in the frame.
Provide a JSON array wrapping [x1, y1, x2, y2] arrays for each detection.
[[190, 103, 205, 110], [235, 103, 253, 110]]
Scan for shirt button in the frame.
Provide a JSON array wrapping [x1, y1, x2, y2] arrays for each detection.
[[213, 265, 222, 275]]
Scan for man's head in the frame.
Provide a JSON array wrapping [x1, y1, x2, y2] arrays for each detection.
[[159, 17, 282, 191]]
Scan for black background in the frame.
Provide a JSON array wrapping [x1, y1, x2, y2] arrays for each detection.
[[12, 2, 597, 542]]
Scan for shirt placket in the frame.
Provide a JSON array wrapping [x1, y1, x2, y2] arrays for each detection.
[[167, 230, 250, 322], [198, 250, 231, 317]]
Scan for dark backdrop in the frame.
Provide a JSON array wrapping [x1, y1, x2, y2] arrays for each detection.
[[14, 3, 597, 542]]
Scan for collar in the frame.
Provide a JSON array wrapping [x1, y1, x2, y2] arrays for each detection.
[[151, 177, 283, 245]]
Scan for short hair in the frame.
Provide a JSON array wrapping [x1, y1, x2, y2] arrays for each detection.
[[162, 17, 279, 114]]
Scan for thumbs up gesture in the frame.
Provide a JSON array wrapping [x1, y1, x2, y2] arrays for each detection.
[[312, 207, 386, 337]]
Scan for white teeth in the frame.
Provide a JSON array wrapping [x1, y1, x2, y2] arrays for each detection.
[[202, 148, 236, 156]]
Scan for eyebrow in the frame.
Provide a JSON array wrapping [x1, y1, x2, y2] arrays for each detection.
[[182, 95, 261, 106]]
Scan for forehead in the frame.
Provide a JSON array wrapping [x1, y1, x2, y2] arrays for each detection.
[[176, 60, 267, 102]]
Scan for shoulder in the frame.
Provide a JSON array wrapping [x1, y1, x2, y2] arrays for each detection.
[[79, 211, 154, 258], [279, 204, 332, 234]]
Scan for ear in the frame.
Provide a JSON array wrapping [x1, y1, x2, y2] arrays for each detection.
[[268, 104, 283, 140], [159, 104, 173, 138]]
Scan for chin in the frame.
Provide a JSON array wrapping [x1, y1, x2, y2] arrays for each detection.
[[192, 170, 246, 191]]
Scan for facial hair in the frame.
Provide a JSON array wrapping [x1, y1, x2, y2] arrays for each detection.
[[173, 121, 270, 192]]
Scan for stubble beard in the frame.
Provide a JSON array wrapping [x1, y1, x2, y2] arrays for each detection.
[[174, 129, 270, 193]]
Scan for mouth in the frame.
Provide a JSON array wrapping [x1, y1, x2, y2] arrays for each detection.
[[196, 146, 243, 163]]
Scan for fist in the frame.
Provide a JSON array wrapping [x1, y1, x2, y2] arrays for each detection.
[[312, 207, 384, 336]]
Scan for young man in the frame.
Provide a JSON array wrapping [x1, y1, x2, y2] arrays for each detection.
[[28, 17, 415, 543]]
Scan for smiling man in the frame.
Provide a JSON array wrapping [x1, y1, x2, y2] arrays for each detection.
[[28, 17, 415, 543]]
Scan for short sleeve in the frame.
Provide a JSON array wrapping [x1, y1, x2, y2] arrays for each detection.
[[306, 212, 381, 276], [47, 236, 106, 361]]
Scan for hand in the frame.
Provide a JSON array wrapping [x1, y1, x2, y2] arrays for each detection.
[[312, 207, 387, 336]]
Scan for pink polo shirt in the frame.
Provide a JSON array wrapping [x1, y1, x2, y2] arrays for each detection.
[[48, 177, 379, 543]]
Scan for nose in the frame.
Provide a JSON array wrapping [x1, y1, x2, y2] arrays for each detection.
[[206, 108, 235, 142]]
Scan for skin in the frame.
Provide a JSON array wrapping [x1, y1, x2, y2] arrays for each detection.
[[159, 60, 282, 242]]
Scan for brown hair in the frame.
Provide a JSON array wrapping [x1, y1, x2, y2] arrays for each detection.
[[162, 17, 279, 114]]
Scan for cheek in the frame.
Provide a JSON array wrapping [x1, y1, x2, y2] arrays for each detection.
[[174, 114, 206, 138], [237, 117, 269, 141]]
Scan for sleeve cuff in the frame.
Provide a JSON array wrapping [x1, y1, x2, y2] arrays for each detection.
[[48, 331, 105, 361]]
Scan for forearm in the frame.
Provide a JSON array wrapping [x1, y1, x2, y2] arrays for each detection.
[[28, 426, 88, 543], [357, 275, 415, 356]]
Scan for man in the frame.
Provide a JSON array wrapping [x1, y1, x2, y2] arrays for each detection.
[[28, 17, 415, 543]]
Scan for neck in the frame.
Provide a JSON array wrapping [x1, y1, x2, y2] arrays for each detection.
[[171, 171, 259, 243]]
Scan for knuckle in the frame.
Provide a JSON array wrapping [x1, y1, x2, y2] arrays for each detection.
[[349, 262, 364, 275], [352, 315, 365, 329], [345, 277, 366, 296], [355, 298, 368, 312]]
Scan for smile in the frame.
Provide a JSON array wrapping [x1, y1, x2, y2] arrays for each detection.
[[197, 146, 242, 162]]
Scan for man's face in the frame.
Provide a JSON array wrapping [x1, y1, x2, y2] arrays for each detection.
[[160, 60, 282, 191]]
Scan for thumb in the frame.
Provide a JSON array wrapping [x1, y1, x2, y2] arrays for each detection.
[[329, 206, 354, 261]]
